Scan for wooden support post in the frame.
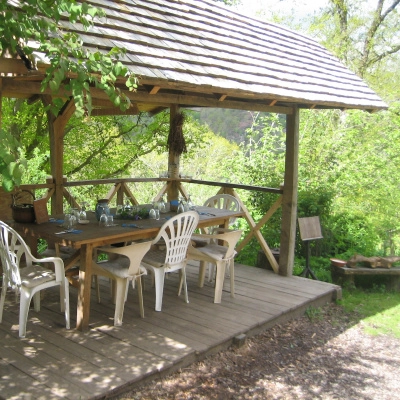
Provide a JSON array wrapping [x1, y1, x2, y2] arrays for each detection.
[[0, 78, 2, 130], [167, 104, 180, 202], [44, 97, 76, 215], [279, 107, 299, 276], [76, 244, 94, 330]]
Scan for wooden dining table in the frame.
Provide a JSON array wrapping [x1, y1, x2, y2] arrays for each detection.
[[11, 206, 243, 331]]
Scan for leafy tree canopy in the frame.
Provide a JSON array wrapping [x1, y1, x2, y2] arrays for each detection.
[[0, 0, 137, 117]]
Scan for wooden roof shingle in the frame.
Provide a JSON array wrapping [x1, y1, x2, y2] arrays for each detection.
[[1, 0, 387, 113]]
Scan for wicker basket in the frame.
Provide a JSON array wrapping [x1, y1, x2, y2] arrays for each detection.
[[11, 190, 36, 223]]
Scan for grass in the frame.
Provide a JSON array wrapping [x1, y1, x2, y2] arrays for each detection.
[[339, 287, 400, 338], [293, 255, 400, 339]]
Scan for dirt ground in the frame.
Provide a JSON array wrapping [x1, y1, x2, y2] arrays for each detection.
[[111, 303, 400, 400]]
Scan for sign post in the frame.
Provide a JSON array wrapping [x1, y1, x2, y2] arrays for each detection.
[[298, 216, 323, 280]]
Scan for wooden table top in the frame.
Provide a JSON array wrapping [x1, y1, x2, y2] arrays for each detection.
[[11, 206, 243, 249]]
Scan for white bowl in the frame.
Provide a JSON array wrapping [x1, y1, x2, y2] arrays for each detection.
[[78, 219, 90, 225]]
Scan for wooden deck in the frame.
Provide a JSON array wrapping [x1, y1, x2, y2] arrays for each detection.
[[0, 262, 341, 400]]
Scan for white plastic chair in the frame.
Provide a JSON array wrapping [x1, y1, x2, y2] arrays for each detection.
[[187, 229, 242, 303], [142, 211, 199, 312], [91, 240, 152, 325], [192, 194, 240, 281], [203, 194, 240, 223], [0, 221, 70, 338]]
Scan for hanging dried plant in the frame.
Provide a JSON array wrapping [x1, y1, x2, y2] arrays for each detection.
[[167, 112, 187, 155]]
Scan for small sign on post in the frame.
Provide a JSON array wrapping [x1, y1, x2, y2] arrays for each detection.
[[298, 216, 323, 279]]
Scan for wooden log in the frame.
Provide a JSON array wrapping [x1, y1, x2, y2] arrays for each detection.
[[347, 254, 400, 269]]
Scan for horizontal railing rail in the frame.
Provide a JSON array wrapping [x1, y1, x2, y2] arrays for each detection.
[[3, 177, 283, 272]]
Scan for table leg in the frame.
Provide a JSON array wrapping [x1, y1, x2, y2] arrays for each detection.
[[76, 244, 93, 331]]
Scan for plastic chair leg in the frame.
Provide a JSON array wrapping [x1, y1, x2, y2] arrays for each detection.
[[113, 278, 127, 326], [0, 277, 8, 323], [19, 288, 33, 338], [198, 261, 207, 287], [229, 259, 235, 298], [152, 267, 165, 312], [213, 261, 226, 304], [136, 276, 145, 318], [63, 279, 70, 330], [178, 268, 189, 304], [33, 291, 41, 312], [208, 263, 215, 282]]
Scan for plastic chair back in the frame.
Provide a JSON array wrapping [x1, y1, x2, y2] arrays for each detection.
[[151, 211, 199, 268], [203, 194, 240, 227]]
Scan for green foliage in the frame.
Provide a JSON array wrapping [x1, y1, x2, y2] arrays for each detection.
[[215, 0, 241, 5], [305, 306, 323, 322], [0, 0, 136, 117], [339, 288, 400, 338], [0, 129, 26, 191], [0, 0, 139, 191]]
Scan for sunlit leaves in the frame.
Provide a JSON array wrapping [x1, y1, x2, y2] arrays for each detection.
[[1, 0, 136, 118], [0, 129, 26, 191]]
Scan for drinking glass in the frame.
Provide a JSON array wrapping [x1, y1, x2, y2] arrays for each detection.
[[159, 197, 166, 213], [63, 213, 72, 229], [187, 194, 195, 210], [177, 198, 185, 214], [79, 202, 87, 221], [106, 215, 114, 226], [69, 211, 77, 227], [99, 211, 107, 227], [116, 205, 123, 216], [149, 207, 156, 219]]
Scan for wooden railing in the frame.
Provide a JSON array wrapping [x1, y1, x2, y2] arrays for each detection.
[[2, 177, 283, 273]]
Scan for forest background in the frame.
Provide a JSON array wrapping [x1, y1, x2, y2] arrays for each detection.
[[1, 0, 400, 279]]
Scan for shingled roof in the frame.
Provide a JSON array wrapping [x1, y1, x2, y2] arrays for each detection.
[[2, 0, 387, 114]]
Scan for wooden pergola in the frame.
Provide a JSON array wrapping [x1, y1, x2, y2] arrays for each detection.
[[0, 0, 387, 277]]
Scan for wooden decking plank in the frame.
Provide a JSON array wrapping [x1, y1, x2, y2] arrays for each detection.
[[185, 263, 333, 303], [165, 284, 276, 325], [20, 321, 136, 373], [0, 354, 57, 400], [17, 301, 172, 384], [0, 262, 340, 399], [0, 340, 93, 399], [159, 292, 248, 335], [183, 289, 278, 323], [234, 280, 320, 303], [94, 321, 194, 363], [163, 284, 263, 325], [133, 308, 225, 346], [234, 265, 338, 294], [127, 318, 207, 352], [0, 313, 102, 398]]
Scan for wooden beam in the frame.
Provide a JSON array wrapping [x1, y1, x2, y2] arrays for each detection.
[[143, 84, 161, 94], [149, 86, 161, 94], [154, 182, 170, 202], [148, 106, 168, 116], [122, 183, 139, 206], [91, 104, 139, 116], [214, 93, 227, 101], [1, 79, 294, 115], [0, 58, 28, 75], [279, 107, 299, 277], [105, 183, 122, 201], [26, 94, 41, 105]]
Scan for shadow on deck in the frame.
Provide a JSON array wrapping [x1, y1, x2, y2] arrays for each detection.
[[0, 262, 341, 399]]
